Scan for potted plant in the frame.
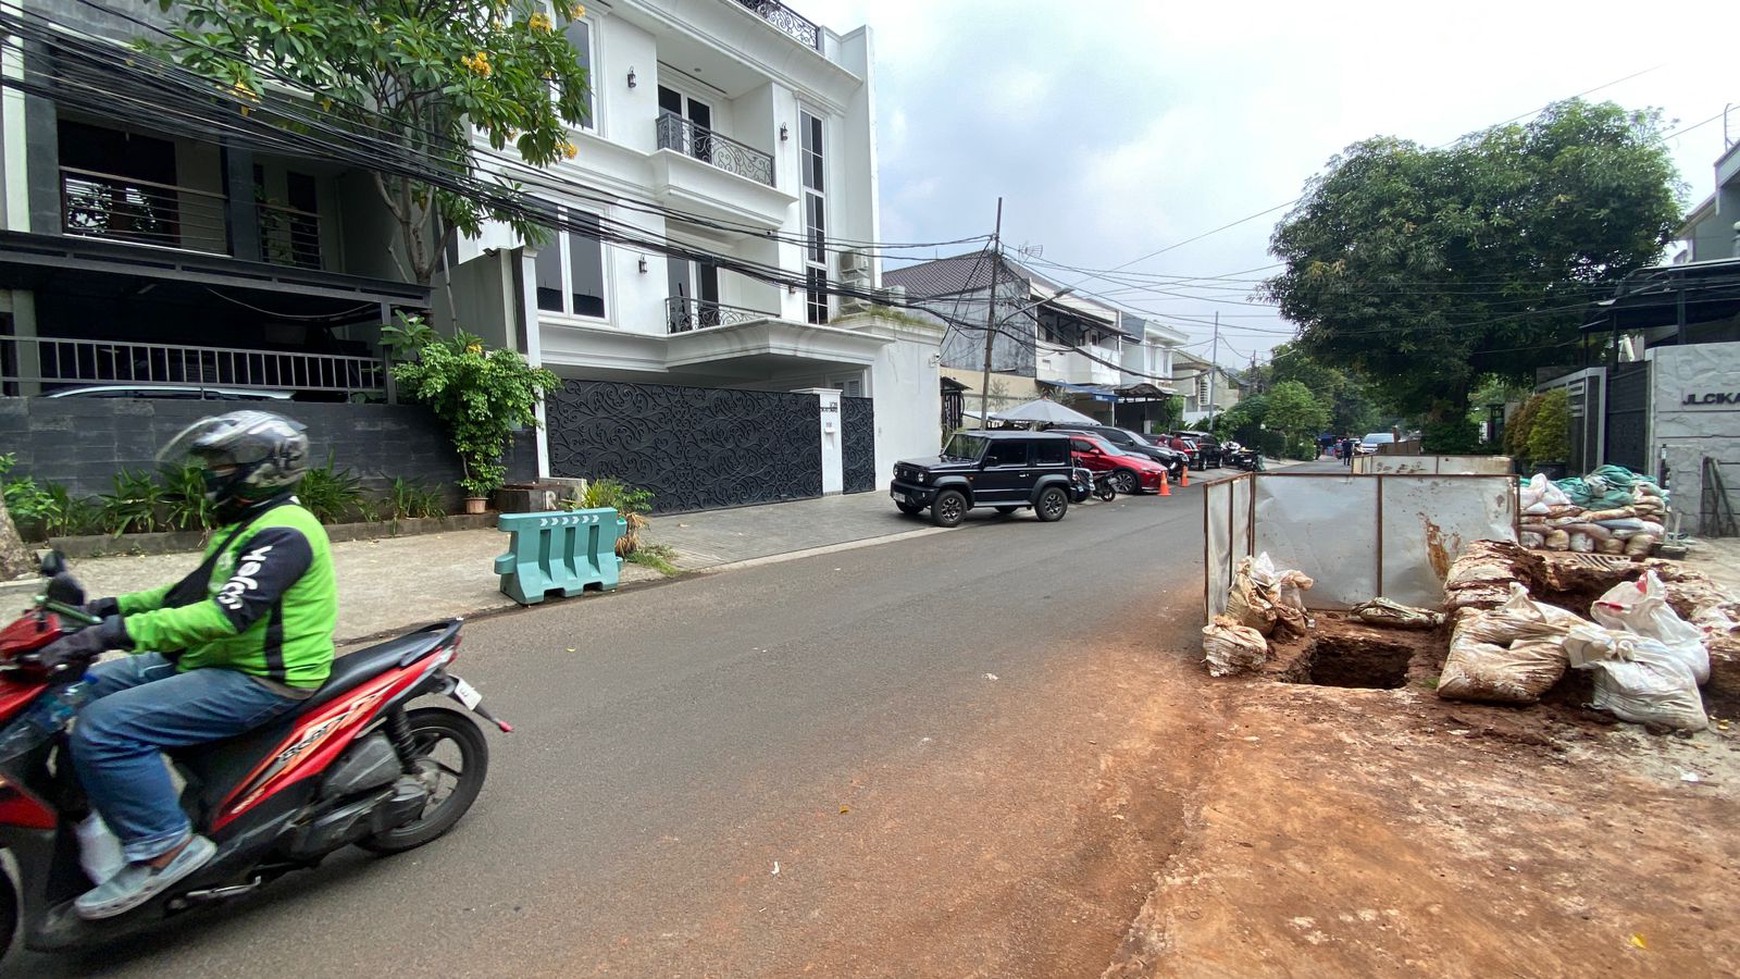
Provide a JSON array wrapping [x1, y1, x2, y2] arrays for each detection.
[[383, 315, 559, 513]]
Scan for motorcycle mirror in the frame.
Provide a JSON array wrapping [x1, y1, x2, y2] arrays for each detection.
[[45, 571, 86, 608], [39, 549, 67, 577]]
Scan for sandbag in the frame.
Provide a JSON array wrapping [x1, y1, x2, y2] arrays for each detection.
[[1544, 529, 1570, 550], [1437, 584, 1582, 704], [1225, 554, 1280, 636], [1272, 569, 1315, 639], [1590, 572, 1710, 684], [1565, 625, 1708, 731], [1202, 615, 1268, 677], [1350, 598, 1445, 630], [1438, 634, 1570, 705]]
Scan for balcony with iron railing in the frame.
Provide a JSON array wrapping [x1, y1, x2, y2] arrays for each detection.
[[665, 296, 775, 333], [0, 334, 385, 399], [58, 166, 325, 271], [732, 0, 822, 51], [655, 113, 775, 188]]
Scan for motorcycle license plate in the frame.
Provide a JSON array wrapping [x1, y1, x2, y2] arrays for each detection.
[[451, 676, 482, 711]]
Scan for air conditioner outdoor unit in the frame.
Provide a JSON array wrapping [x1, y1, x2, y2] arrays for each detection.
[[840, 249, 870, 275]]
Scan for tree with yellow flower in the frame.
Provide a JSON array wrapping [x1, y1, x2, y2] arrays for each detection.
[[148, 0, 591, 288]]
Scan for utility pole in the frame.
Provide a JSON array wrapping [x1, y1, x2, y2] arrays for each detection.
[[1208, 311, 1221, 424], [977, 197, 1003, 430]]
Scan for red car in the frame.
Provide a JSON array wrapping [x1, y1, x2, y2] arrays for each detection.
[[1064, 433, 1172, 495]]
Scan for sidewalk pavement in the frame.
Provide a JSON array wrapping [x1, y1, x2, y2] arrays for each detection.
[[8, 465, 1260, 648]]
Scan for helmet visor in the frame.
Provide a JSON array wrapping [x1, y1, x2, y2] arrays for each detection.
[[155, 412, 282, 470]]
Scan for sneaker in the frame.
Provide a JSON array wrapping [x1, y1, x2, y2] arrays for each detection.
[[74, 835, 217, 921]]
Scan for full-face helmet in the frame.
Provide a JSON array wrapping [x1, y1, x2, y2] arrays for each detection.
[[158, 410, 309, 512]]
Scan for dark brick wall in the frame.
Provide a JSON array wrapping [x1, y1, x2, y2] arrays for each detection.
[[0, 398, 537, 504]]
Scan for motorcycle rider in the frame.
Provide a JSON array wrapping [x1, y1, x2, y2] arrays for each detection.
[[33, 411, 337, 920]]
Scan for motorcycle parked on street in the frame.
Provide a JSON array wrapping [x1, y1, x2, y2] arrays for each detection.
[[1222, 442, 1266, 472], [0, 553, 508, 959], [1069, 466, 1117, 503]]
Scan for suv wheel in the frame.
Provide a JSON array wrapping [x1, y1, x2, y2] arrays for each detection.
[[931, 489, 968, 527], [1111, 469, 1139, 495], [1035, 486, 1069, 522]]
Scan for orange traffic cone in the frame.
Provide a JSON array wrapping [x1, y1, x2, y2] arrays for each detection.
[[1159, 470, 1171, 497], [1180, 465, 1189, 488]]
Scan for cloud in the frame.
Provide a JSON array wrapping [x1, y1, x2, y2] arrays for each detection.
[[804, 0, 1737, 360]]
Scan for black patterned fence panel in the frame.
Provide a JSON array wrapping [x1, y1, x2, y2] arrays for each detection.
[[546, 380, 822, 513], [841, 396, 876, 494]]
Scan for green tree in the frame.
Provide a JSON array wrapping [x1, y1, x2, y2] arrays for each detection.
[[152, 0, 592, 285], [1526, 389, 1571, 463], [1264, 99, 1682, 422], [1262, 380, 1331, 459], [1264, 342, 1382, 436]]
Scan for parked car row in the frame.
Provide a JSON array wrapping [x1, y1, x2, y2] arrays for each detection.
[[888, 426, 1221, 527]]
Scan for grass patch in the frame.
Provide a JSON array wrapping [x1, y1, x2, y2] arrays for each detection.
[[626, 542, 681, 576]]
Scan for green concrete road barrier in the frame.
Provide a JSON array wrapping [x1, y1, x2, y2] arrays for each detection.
[[493, 509, 626, 605]]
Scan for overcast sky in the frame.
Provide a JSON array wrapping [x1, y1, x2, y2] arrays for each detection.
[[802, 0, 1737, 367]]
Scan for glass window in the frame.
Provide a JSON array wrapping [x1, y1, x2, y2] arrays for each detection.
[[1034, 440, 1069, 465], [984, 442, 1027, 466], [533, 210, 606, 318], [806, 267, 828, 325], [563, 17, 594, 129]]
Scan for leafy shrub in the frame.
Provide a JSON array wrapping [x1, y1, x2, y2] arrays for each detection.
[[44, 485, 103, 539], [1, 453, 61, 540], [1504, 394, 1543, 460], [387, 477, 447, 520], [1421, 417, 1484, 454], [1526, 389, 1571, 462], [560, 477, 654, 555], [158, 462, 218, 532], [100, 469, 165, 536], [296, 456, 368, 525]]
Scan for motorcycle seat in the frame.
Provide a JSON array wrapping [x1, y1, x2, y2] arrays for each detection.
[[295, 620, 462, 716]]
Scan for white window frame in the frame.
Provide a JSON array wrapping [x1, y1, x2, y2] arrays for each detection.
[[799, 107, 828, 325], [547, 4, 598, 134], [532, 208, 609, 321]]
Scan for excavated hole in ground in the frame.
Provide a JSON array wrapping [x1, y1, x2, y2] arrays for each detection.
[[1298, 634, 1415, 689]]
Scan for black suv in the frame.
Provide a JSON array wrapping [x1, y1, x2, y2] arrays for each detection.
[[891, 431, 1076, 526], [1047, 424, 1187, 479], [1173, 430, 1222, 468]]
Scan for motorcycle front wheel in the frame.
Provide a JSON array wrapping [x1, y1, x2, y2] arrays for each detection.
[[359, 707, 490, 855]]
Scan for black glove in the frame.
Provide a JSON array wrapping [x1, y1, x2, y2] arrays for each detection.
[[34, 616, 131, 678], [83, 597, 120, 619]]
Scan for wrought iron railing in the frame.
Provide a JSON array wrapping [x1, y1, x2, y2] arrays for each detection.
[[0, 334, 384, 398], [733, 0, 822, 50], [665, 297, 772, 334], [656, 112, 775, 188], [60, 166, 228, 255]]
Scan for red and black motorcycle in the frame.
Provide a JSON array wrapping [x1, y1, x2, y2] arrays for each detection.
[[0, 553, 508, 958]]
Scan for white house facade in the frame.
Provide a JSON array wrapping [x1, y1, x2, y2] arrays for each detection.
[[446, 0, 943, 499]]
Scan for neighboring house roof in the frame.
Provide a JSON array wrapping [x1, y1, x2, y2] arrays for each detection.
[[884, 253, 1024, 297], [1579, 257, 1740, 334]]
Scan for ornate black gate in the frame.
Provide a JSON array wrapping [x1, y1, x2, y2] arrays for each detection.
[[546, 381, 822, 513], [1605, 362, 1649, 474], [841, 396, 875, 494]]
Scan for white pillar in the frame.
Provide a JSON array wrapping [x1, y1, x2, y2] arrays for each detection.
[[794, 387, 843, 495]]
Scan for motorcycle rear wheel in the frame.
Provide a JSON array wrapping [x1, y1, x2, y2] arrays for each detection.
[[358, 707, 489, 855]]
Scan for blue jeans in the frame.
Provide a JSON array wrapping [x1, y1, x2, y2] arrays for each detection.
[[70, 654, 300, 863]]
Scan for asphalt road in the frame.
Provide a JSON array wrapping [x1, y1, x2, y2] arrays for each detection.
[[4, 488, 1212, 977]]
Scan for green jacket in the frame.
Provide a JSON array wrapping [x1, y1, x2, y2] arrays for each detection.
[[117, 503, 337, 689]]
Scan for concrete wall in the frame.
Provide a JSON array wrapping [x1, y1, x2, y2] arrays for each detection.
[[1647, 341, 1740, 535], [0, 397, 536, 506]]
